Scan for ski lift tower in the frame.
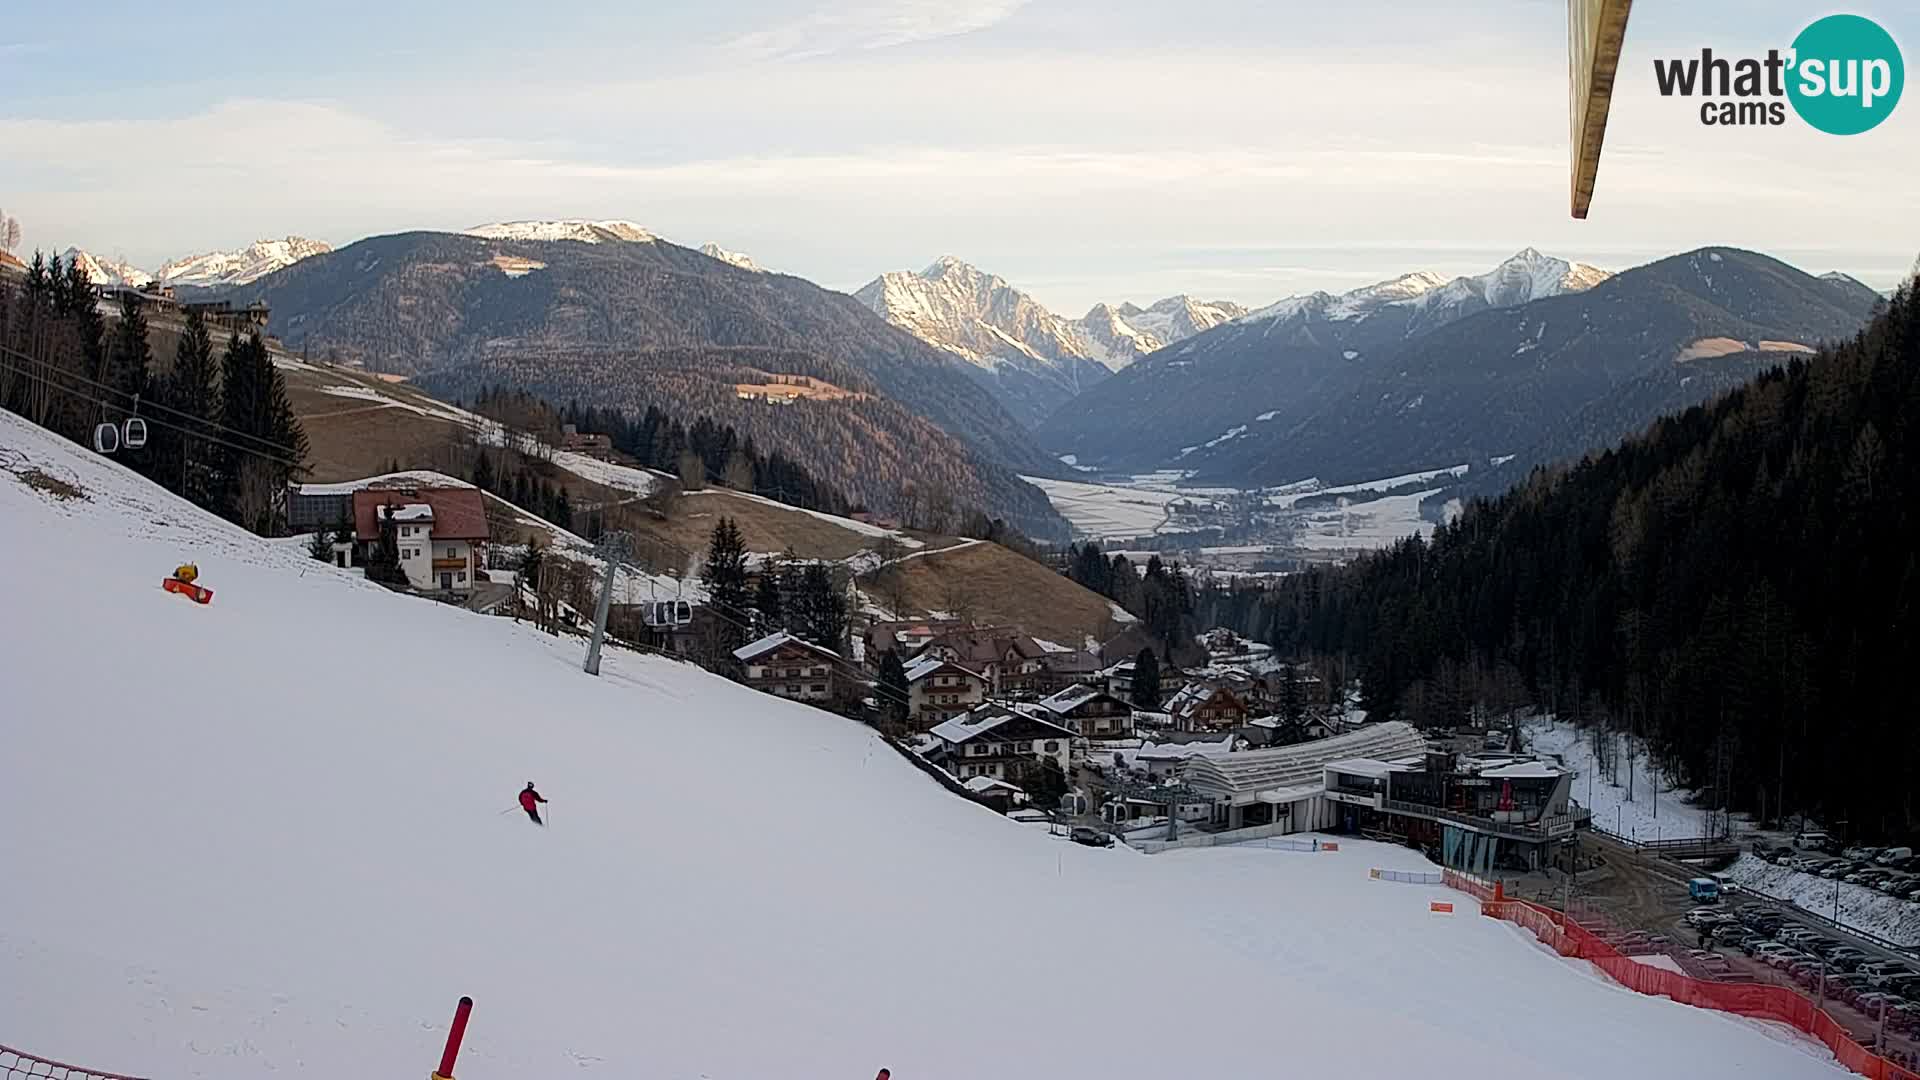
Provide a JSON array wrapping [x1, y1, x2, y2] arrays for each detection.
[[583, 530, 633, 677], [1103, 773, 1210, 843]]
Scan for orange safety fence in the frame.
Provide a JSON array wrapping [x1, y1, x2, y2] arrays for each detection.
[[1472, 897, 1920, 1080], [2, 1045, 150, 1080]]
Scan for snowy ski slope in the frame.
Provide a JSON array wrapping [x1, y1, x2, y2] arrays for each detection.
[[0, 411, 1845, 1079]]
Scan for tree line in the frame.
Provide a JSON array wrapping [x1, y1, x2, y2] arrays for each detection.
[[1227, 280, 1920, 839], [0, 252, 308, 533], [1063, 540, 1197, 656]]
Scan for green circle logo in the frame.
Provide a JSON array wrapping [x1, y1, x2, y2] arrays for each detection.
[[1787, 14, 1904, 135]]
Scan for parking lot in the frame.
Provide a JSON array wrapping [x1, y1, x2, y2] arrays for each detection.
[[1560, 833, 1920, 1070]]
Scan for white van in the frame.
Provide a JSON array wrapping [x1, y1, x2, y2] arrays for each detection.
[[1796, 831, 1832, 850], [1874, 846, 1912, 865]]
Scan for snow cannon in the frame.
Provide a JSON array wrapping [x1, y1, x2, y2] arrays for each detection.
[[163, 563, 213, 604]]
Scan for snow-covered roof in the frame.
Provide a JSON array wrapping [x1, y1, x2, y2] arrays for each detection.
[[904, 656, 982, 684], [388, 503, 433, 523], [929, 705, 1073, 746], [1037, 683, 1106, 714], [1135, 738, 1236, 762], [1480, 760, 1566, 781], [1184, 722, 1429, 803], [962, 776, 1025, 795], [1325, 757, 1398, 779], [294, 471, 474, 496], [732, 631, 840, 663]]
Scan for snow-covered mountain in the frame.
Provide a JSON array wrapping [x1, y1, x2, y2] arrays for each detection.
[[463, 219, 658, 244], [854, 256, 1115, 428], [1112, 295, 1248, 345], [1398, 248, 1610, 334], [1237, 250, 1608, 331], [699, 242, 763, 272], [62, 247, 153, 288], [154, 237, 331, 288]]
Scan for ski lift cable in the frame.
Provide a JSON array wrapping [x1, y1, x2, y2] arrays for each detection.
[[0, 357, 306, 469], [0, 343, 307, 459]]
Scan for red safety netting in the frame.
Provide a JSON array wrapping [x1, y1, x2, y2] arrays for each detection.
[[1, 1046, 150, 1080], [1474, 898, 1920, 1080]]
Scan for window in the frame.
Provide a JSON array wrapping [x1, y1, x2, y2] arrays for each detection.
[[456, 571, 466, 583], [1044, 741, 1059, 753], [786, 685, 801, 694], [810, 684, 826, 693], [787, 667, 802, 677], [446, 547, 456, 559]]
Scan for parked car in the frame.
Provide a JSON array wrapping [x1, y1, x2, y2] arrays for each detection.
[[1780, 928, 1823, 946], [1797, 831, 1833, 849], [1713, 923, 1754, 944], [1687, 907, 1731, 928], [1740, 908, 1783, 930], [1858, 992, 1902, 1018], [1069, 826, 1115, 848], [1863, 962, 1916, 987], [1882, 973, 1920, 999], [1876, 846, 1914, 865], [1845, 846, 1882, 862]]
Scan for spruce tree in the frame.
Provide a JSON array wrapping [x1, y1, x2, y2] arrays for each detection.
[[163, 308, 220, 508], [700, 516, 751, 642], [473, 448, 495, 492], [553, 486, 573, 530], [1280, 663, 1305, 724], [800, 562, 847, 652], [753, 554, 785, 633], [107, 292, 153, 474], [878, 647, 911, 728], [1131, 647, 1161, 709]]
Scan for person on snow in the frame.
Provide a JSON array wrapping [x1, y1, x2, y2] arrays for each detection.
[[519, 782, 547, 826]]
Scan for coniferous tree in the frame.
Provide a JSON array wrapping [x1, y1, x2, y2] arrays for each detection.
[[799, 562, 848, 652], [106, 292, 153, 474], [753, 554, 785, 633], [309, 527, 335, 562], [473, 448, 495, 492], [161, 308, 220, 508], [1279, 663, 1305, 724], [878, 647, 911, 729], [701, 516, 751, 643], [1131, 647, 1161, 709]]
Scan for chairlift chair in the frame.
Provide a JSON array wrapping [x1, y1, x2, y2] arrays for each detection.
[[92, 422, 120, 454], [122, 416, 148, 449]]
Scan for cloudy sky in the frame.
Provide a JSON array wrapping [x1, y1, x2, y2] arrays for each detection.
[[2, 0, 1915, 312]]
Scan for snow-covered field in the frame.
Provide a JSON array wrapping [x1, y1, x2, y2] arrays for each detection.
[[1020, 474, 1186, 540], [0, 411, 1848, 1080], [1722, 854, 1920, 947], [1526, 718, 1715, 841], [1285, 487, 1447, 551], [1026, 468, 1465, 551]]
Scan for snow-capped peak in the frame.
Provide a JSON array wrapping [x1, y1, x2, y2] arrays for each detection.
[[463, 220, 658, 244], [155, 237, 331, 288], [1234, 251, 1609, 330], [699, 243, 763, 272], [1463, 247, 1610, 308], [61, 248, 153, 288]]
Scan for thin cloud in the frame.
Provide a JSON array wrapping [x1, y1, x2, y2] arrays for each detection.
[[724, 0, 1029, 61]]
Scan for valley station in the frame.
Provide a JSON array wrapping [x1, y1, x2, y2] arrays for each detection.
[[1175, 722, 1581, 875]]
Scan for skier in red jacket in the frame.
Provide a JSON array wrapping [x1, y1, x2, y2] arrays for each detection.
[[519, 782, 547, 826]]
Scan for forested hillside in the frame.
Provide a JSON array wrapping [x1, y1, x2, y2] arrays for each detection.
[[1237, 276, 1919, 837], [428, 346, 1063, 538]]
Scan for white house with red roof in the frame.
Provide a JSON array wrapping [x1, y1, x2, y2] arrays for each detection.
[[350, 487, 490, 592]]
